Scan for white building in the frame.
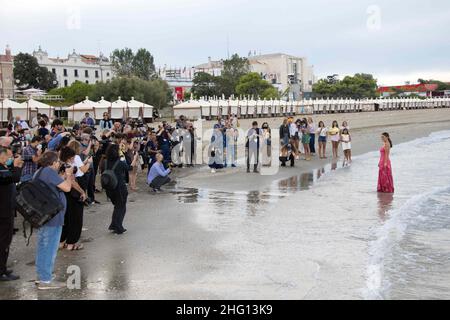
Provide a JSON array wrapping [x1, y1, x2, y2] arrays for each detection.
[[157, 66, 195, 102], [194, 53, 315, 99], [32, 47, 114, 88]]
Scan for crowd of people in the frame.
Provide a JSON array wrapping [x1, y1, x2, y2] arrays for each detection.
[[0, 111, 195, 289], [0, 110, 354, 289], [207, 115, 353, 173]]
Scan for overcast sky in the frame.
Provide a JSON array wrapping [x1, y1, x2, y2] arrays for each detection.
[[1, 0, 449, 85]]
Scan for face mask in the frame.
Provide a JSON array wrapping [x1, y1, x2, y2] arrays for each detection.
[[6, 158, 13, 167]]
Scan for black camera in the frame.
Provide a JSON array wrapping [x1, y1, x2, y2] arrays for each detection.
[[10, 142, 22, 156]]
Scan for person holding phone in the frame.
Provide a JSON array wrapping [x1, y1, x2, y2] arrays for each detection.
[[21, 136, 43, 183]]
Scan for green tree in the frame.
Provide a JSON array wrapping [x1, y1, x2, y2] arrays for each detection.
[[111, 48, 156, 80], [132, 48, 156, 80], [217, 54, 250, 97], [48, 81, 94, 104], [191, 72, 218, 98], [235, 72, 278, 99], [417, 79, 450, 90], [110, 48, 134, 77], [261, 87, 280, 100], [313, 73, 378, 99], [13, 53, 57, 91], [91, 77, 171, 110]]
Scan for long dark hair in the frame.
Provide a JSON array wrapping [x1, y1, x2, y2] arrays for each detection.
[[382, 132, 393, 148], [105, 143, 120, 162]]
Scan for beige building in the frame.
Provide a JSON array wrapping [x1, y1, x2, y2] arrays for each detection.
[[194, 53, 315, 99], [248, 53, 315, 99], [0, 45, 14, 98]]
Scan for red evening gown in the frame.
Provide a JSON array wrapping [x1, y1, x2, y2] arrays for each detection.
[[377, 146, 394, 193]]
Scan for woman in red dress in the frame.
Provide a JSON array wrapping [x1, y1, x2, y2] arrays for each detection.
[[378, 132, 394, 193]]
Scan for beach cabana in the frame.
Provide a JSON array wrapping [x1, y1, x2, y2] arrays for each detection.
[[67, 97, 96, 123], [22, 98, 54, 119], [173, 100, 202, 120], [142, 102, 154, 120], [229, 99, 239, 117], [1, 99, 27, 123], [200, 100, 212, 119]]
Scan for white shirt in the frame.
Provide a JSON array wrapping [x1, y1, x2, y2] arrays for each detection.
[[289, 123, 298, 136], [317, 127, 328, 137], [73, 155, 85, 178]]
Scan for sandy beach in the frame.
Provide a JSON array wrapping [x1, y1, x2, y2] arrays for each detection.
[[2, 108, 450, 300]]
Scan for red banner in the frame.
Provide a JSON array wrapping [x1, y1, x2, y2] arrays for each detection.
[[175, 87, 184, 101]]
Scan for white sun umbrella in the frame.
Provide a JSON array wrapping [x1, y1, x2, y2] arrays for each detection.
[[239, 99, 248, 118], [262, 99, 270, 117], [254, 99, 263, 117], [173, 100, 201, 120], [1, 98, 26, 122], [229, 98, 239, 117], [22, 98, 54, 119], [218, 99, 229, 118], [68, 97, 96, 123], [246, 98, 257, 117], [200, 99, 212, 119]]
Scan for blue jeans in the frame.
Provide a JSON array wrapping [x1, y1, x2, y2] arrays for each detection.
[[36, 225, 62, 282]]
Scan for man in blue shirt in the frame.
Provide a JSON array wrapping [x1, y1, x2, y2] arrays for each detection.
[[147, 153, 171, 192], [81, 112, 95, 128]]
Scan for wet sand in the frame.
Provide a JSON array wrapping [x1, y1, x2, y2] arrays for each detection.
[[2, 108, 450, 300]]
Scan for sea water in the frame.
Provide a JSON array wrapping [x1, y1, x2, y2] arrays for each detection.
[[174, 130, 450, 299]]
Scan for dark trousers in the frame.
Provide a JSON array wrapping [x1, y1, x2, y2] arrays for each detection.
[[0, 216, 14, 275], [280, 155, 295, 167], [246, 147, 260, 171], [309, 133, 316, 154], [60, 195, 84, 245], [108, 187, 128, 233], [86, 171, 96, 202], [150, 176, 171, 189]]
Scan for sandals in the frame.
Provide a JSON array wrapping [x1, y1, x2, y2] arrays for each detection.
[[66, 243, 84, 251], [59, 242, 67, 250]]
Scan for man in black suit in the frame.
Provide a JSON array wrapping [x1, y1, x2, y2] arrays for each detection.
[[0, 144, 23, 281]]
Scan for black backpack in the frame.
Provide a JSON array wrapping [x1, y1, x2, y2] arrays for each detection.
[[16, 168, 64, 244], [101, 160, 120, 190]]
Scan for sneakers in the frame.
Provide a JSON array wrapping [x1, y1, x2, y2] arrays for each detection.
[[211, 169, 216, 173], [37, 281, 66, 290], [0, 273, 20, 281], [114, 229, 127, 235]]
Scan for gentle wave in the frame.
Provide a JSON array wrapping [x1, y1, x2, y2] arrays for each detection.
[[363, 185, 450, 299]]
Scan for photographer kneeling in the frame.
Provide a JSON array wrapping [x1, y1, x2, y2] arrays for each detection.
[[0, 146, 23, 281], [147, 153, 171, 192]]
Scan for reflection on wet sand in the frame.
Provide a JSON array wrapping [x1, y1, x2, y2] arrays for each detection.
[[377, 192, 394, 221], [170, 167, 326, 216]]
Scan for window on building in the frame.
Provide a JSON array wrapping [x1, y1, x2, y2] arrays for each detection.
[[52, 68, 56, 74], [95, 70, 99, 78], [64, 80, 68, 87], [74, 69, 79, 77], [95, 80, 99, 84], [85, 70, 89, 77], [63, 69, 68, 77], [85, 80, 89, 84], [106, 72, 110, 77]]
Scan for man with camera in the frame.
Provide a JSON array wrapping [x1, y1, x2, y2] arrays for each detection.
[[21, 136, 43, 183], [0, 145, 24, 281]]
